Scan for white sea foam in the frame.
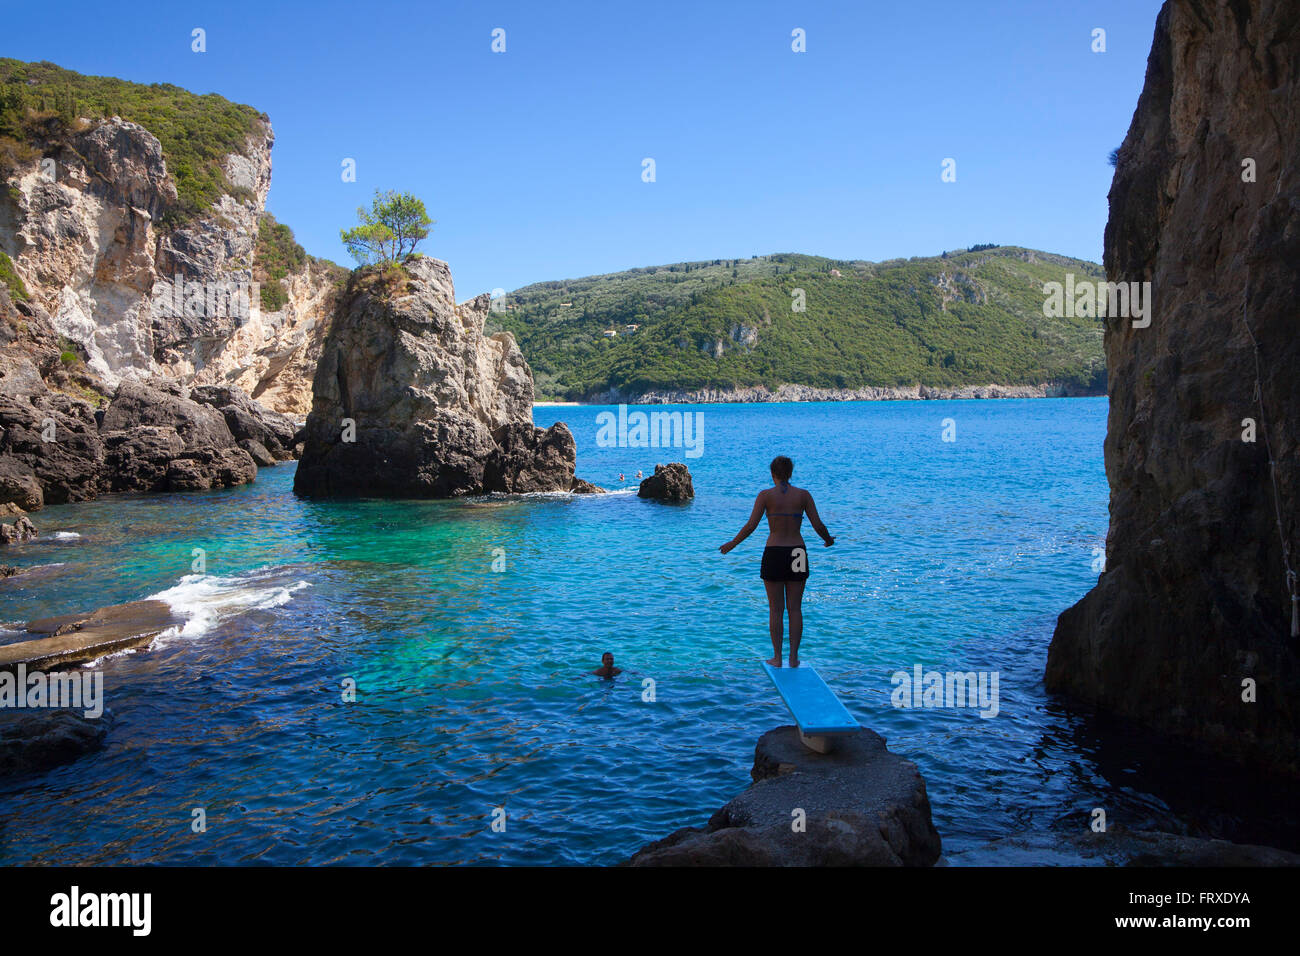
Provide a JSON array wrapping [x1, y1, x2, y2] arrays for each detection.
[[47, 531, 81, 540], [147, 568, 310, 641]]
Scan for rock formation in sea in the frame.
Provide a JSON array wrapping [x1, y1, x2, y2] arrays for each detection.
[[627, 726, 942, 866], [637, 462, 694, 501], [1047, 0, 1300, 775], [0, 502, 36, 544], [294, 257, 597, 498]]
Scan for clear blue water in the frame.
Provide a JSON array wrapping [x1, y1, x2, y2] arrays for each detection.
[[0, 397, 1281, 865]]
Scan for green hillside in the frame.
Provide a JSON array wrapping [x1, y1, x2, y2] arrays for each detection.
[[488, 247, 1107, 401]]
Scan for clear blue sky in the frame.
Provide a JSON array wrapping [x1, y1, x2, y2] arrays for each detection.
[[6, 0, 1165, 298]]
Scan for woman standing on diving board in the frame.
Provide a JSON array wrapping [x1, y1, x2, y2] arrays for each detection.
[[719, 455, 835, 668]]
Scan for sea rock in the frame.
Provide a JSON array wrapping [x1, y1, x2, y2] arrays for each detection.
[[0, 514, 37, 545], [190, 383, 298, 459], [0, 296, 107, 505], [239, 438, 277, 468], [0, 458, 43, 511], [5, 598, 181, 671], [637, 462, 694, 501], [294, 257, 596, 498], [0, 196, 285, 506], [482, 421, 582, 493], [0, 709, 111, 777], [98, 381, 257, 493], [1046, 0, 1300, 775], [627, 726, 942, 866]]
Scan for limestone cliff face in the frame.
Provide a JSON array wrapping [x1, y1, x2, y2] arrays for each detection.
[[1047, 0, 1300, 774], [294, 257, 593, 498], [184, 261, 340, 418], [0, 114, 328, 412]]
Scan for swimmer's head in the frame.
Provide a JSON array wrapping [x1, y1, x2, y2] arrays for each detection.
[[770, 455, 793, 485], [601, 652, 614, 667]]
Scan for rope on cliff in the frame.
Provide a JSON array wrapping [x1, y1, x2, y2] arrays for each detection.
[[1242, 270, 1299, 637]]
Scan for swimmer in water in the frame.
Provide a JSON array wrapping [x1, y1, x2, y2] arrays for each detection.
[[591, 651, 622, 678]]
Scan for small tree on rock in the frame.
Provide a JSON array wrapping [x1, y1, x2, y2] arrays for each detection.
[[341, 189, 434, 266]]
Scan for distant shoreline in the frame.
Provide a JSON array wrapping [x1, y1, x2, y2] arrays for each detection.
[[533, 382, 1105, 407]]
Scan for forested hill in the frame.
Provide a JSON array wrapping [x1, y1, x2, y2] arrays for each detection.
[[486, 246, 1107, 402]]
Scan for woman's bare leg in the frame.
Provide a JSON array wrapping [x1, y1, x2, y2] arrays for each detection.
[[764, 580, 785, 666], [785, 579, 806, 666]]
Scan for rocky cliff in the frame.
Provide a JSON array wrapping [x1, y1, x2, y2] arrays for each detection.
[[0, 280, 300, 507], [0, 107, 334, 413], [189, 256, 342, 418], [1047, 0, 1300, 775], [294, 257, 596, 498]]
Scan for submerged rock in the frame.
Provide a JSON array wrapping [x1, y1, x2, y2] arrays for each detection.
[[628, 726, 942, 866], [1046, 0, 1300, 775], [0, 709, 111, 777], [637, 462, 694, 501], [947, 825, 1300, 867], [294, 257, 596, 498]]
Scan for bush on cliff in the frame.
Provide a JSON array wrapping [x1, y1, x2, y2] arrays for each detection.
[[0, 251, 27, 301], [252, 213, 346, 312], [0, 58, 265, 223]]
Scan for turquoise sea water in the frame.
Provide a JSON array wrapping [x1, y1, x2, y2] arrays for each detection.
[[0, 398, 1290, 865]]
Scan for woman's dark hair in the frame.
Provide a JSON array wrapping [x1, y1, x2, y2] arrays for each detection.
[[770, 455, 793, 482]]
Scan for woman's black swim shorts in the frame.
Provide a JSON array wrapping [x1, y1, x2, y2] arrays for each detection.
[[760, 545, 810, 582]]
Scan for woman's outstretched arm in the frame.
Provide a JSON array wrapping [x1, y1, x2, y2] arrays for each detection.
[[805, 491, 835, 546], [719, 491, 765, 554]]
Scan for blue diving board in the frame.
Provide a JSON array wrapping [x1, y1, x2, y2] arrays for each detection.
[[763, 662, 860, 753]]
